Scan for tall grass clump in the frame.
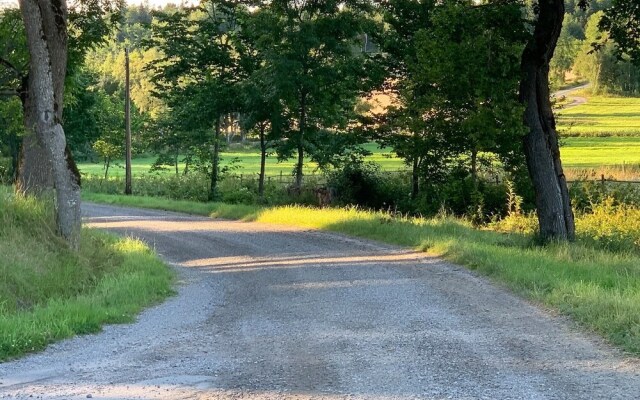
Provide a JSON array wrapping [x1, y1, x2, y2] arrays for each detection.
[[0, 190, 174, 361]]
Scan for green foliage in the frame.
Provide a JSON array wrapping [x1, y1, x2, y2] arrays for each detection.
[[83, 173, 211, 202], [327, 162, 407, 210], [577, 197, 640, 252], [599, 0, 640, 65], [570, 179, 640, 210], [550, 14, 582, 85], [0, 97, 23, 180], [0, 191, 173, 360], [573, 11, 640, 95], [242, 0, 381, 182], [372, 0, 527, 201], [0, 8, 27, 92]]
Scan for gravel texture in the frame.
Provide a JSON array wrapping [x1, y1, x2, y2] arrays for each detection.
[[1, 202, 639, 399]]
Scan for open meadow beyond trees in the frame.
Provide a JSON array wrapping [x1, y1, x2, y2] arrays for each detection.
[[76, 91, 640, 179], [558, 96, 640, 137], [77, 136, 640, 177]]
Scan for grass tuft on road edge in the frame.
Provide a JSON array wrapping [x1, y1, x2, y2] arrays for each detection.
[[0, 192, 174, 361], [83, 192, 640, 355]]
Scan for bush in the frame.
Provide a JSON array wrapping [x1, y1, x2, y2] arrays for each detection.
[[83, 173, 210, 202], [218, 178, 259, 204], [83, 172, 331, 207], [327, 162, 410, 210], [412, 176, 507, 222], [0, 157, 12, 185], [571, 180, 640, 211], [576, 197, 640, 252]]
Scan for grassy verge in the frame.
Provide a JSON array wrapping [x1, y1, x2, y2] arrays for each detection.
[[84, 192, 262, 220], [0, 192, 174, 361], [84, 192, 640, 355]]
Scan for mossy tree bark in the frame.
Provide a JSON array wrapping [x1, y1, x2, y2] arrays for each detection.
[[19, 0, 81, 249], [519, 0, 575, 241]]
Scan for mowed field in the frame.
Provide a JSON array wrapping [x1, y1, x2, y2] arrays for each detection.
[[78, 137, 640, 177], [78, 143, 406, 177], [557, 96, 640, 137], [78, 96, 640, 177]]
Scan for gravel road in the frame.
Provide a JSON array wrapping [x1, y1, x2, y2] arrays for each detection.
[[555, 83, 590, 109], [1, 202, 639, 399]]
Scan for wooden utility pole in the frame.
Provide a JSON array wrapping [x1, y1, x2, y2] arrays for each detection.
[[125, 48, 132, 195]]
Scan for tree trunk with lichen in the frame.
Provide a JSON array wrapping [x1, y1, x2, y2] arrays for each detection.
[[19, 0, 81, 249], [519, 0, 575, 241], [16, 71, 54, 195]]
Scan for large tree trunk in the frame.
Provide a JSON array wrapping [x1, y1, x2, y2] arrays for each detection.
[[15, 135, 53, 195], [519, 0, 575, 241], [19, 0, 81, 249]]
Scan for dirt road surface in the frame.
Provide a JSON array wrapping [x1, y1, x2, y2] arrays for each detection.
[[555, 83, 590, 109], [1, 203, 639, 399]]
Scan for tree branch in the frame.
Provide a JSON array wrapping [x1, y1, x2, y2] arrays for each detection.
[[0, 88, 18, 98], [0, 56, 23, 78]]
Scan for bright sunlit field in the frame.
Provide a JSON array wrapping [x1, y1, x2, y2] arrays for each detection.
[[557, 96, 640, 137], [78, 143, 407, 177], [77, 95, 640, 177], [78, 137, 640, 177]]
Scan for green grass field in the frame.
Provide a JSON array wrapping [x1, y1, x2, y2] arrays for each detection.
[[77, 95, 640, 177], [78, 142, 406, 177], [557, 96, 640, 137], [562, 137, 640, 168], [79, 137, 640, 177]]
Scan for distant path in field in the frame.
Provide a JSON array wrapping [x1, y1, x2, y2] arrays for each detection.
[[1, 203, 640, 399], [555, 83, 591, 109]]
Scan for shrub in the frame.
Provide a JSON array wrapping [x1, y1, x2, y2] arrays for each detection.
[[571, 180, 640, 211], [576, 197, 640, 252], [0, 157, 12, 185], [83, 173, 210, 202], [327, 162, 410, 210], [415, 176, 507, 222], [218, 178, 259, 204]]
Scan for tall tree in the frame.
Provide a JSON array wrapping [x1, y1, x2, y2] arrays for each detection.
[[1, 1, 123, 194], [18, 0, 81, 248], [374, 0, 526, 203], [372, 0, 436, 199], [575, 11, 640, 95], [600, 0, 640, 65], [413, 0, 526, 183], [519, 0, 576, 241], [147, 0, 245, 200], [251, 0, 380, 190]]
